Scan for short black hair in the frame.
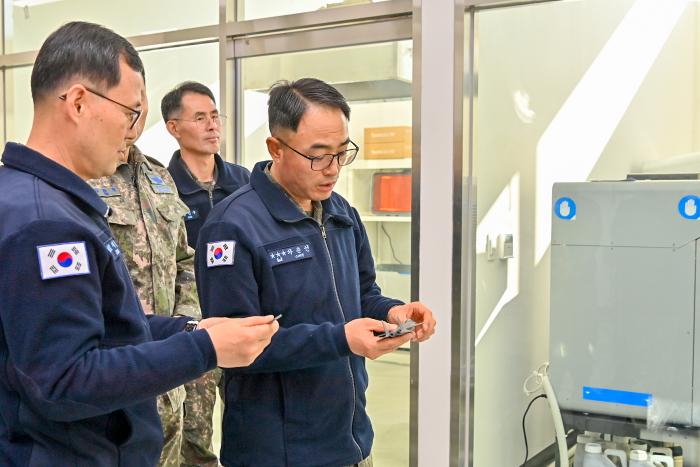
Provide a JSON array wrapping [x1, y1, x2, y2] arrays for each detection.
[[267, 78, 350, 133], [161, 81, 217, 122], [31, 21, 144, 102]]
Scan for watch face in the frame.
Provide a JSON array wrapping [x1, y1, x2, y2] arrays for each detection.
[[185, 320, 199, 332]]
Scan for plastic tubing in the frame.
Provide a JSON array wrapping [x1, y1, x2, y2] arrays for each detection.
[[541, 369, 569, 466]]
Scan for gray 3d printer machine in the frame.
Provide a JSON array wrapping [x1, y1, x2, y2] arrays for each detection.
[[549, 177, 700, 462]]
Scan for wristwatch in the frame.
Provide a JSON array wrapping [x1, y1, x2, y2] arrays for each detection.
[[184, 320, 199, 332]]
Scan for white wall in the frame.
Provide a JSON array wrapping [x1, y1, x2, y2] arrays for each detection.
[[472, 1, 699, 465], [236, 0, 389, 21], [5, 0, 217, 53], [237, 0, 328, 20]]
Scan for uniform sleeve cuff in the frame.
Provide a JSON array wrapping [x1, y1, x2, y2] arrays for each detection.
[[190, 329, 218, 371], [332, 322, 352, 357]]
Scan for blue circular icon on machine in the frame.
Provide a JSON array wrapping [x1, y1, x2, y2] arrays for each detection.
[[554, 197, 576, 220], [678, 195, 700, 220]]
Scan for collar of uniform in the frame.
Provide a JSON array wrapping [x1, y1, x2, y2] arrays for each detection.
[[250, 160, 353, 226], [263, 162, 322, 221], [1, 142, 110, 218], [167, 150, 234, 195], [114, 145, 148, 179], [128, 145, 152, 171]]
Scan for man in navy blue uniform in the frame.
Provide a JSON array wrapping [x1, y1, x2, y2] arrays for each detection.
[[196, 78, 437, 467], [163, 81, 251, 249], [0, 22, 278, 467], [163, 81, 250, 466]]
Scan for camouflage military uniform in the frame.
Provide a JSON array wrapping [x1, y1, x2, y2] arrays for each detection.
[[88, 145, 198, 467], [182, 371, 219, 467]]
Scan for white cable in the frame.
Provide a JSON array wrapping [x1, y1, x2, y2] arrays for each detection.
[[522, 363, 569, 466], [523, 362, 547, 396]]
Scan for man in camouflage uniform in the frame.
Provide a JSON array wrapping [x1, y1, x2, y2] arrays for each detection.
[[88, 95, 199, 467]]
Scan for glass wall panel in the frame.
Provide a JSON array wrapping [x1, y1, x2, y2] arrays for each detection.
[[238, 40, 412, 467], [234, 0, 389, 21], [137, 42, 219, 166], [2, 43, 219, 165], [5, 65, 32, 144], [4, 0, 218, 53], [470, 0, 700, 465]]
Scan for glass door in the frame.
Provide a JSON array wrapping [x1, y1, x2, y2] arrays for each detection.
[[231, 23, 413, 467], [469, 0, 700, 465]]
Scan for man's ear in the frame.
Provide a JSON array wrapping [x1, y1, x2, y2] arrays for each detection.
[[165, 119, 179, 138], [266, 136, 283, 162], [60, 84, 88, 124]]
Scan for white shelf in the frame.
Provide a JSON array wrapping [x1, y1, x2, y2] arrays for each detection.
[[351, 158, 412, 170], [360, 214, 412, 223]]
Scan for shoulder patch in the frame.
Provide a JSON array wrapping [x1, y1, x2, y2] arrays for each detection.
[[36, 242, 91, 280], [207, 241, 235, 268], [146, 172, 175, 194], [95, 185, 120, 198], [104, 238, 122, 260], [151, 184, 174, 194], [146, 173, 166, 185]]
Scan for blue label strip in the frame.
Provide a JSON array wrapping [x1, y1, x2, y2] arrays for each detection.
[[582, 386, 652, 407]]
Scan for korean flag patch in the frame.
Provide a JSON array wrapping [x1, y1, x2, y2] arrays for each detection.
[[207, 241, 235, 268], [36, 242, 91, 280]]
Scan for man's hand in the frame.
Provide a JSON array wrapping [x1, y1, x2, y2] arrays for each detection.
[[197, 317, 230, 330], [205, 315, 279, 368], [387, 302, 436, 342], [345, 318, 412, 360]]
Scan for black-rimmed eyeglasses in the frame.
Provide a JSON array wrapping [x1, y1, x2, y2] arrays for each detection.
[[277, 138, 359, 171], [59, 87, 142, 129]]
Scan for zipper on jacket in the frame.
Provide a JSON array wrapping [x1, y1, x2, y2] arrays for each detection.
[[319, 221, 363, 460], [208, 187, 214, 209]]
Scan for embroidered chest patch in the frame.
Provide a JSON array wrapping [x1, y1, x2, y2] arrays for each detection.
[[184, 209, 200, 221], [266, 243, 313, 267]]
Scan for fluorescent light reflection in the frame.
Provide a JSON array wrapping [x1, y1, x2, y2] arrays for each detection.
[[534, 0, 690, 265], [513, 90, 536, 124]]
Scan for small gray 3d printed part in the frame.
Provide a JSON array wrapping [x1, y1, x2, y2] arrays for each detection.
[[378, 318, 419, 338]]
